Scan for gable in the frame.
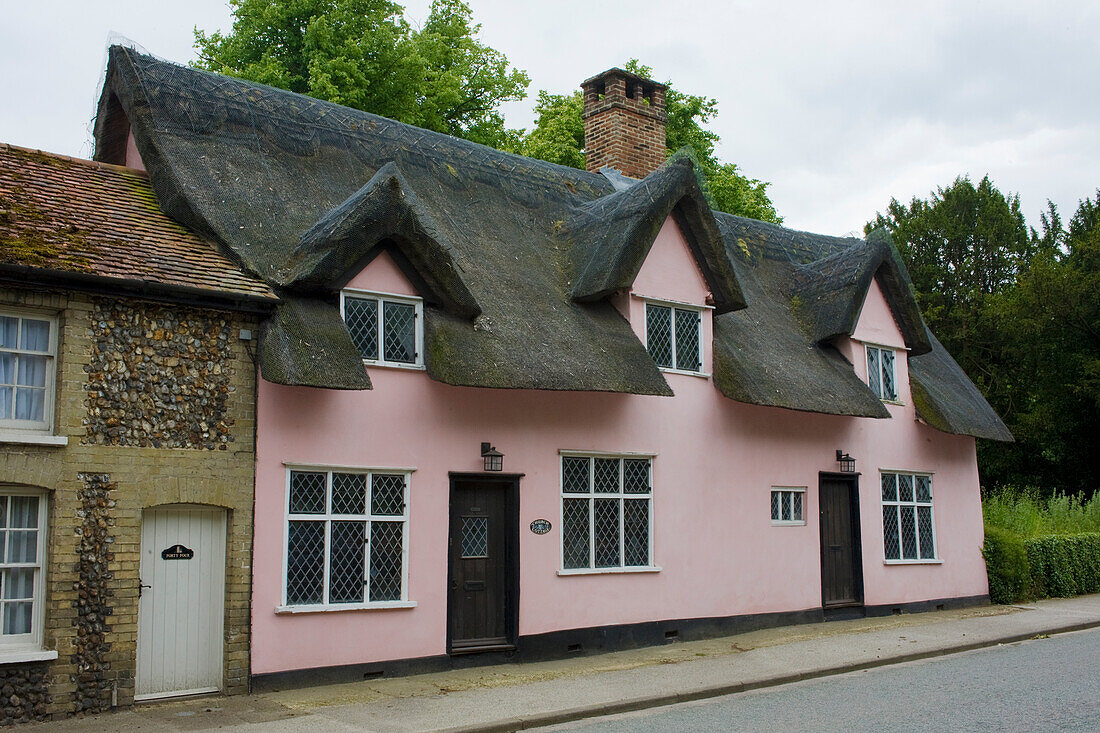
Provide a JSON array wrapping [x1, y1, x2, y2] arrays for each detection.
[[851, 277, 906, 349], [345, 249, 419, 297], [631, 217, 710, 305]]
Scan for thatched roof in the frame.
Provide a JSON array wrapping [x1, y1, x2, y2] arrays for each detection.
[[92, 46, 1009, 439]]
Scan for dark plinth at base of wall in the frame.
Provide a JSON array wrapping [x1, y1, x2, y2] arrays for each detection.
[[250, 594, 989, 692]]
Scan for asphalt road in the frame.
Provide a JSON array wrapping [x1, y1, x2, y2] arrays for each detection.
[[540, 628, 1100, 733]]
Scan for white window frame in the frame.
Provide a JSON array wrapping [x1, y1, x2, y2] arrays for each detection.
[[278, 466, 415, 613], [641, 298, 708, 377], [557, 451, 660, 575], [880, 470, 941, 565], [339, 289, 425, 370], [0, 489, 56, 662], [0, 310, 65, 445], [865, 344, 900, 403], [770, 486, 806, 526]]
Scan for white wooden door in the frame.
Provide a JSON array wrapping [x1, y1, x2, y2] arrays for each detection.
[[136, 505, 226, 700]]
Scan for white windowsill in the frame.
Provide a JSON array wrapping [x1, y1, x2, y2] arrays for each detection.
[[884, 559, 943, 566], [0, 431, 68, 447], [275, 601, 417, 614], [658, 368, 710, 378], [771, 520, 807, 527], [362, 360, 426, 371], [0, 649, 58, 664], [558, 566, 662, 576]]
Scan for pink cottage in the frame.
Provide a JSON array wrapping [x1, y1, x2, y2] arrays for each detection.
[[93, 52, 1010, 690]]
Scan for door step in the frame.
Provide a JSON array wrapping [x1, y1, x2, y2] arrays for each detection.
[[823, 605, 867, 621]]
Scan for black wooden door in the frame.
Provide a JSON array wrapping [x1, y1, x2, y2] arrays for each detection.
[[819, 476, 863, 608], [449, 481, 514, 652]]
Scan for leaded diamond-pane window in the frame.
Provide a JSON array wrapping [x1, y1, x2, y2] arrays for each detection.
[[881, 472, 935, 561], [461, 516, 488, 558], [770, 488, 806, 525], [645, 303, 704, 373], [285, 469, 409, 607], [341, 292, 421, 367], [866, 345, 899, 401], [559, 455, 653, 570]]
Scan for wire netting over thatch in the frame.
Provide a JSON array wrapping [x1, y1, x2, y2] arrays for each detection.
[[91, 46, 1009, 438]]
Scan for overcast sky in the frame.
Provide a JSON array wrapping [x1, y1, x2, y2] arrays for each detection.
[[2, 1, 1097, 235]]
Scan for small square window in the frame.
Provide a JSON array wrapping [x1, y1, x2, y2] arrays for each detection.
[[770, 488, 805, 525], [866, 345, 898, 401], [645, 302, 702, 373], [341, 291, 423, 368]]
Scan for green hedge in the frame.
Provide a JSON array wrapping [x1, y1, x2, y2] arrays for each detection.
[[982, 526, 1030, 604], [982, 528, 1100, 603], [1025, 533, 1100, 598]]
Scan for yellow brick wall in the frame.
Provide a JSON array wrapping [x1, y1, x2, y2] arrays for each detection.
[[0, 286, 257, 718]]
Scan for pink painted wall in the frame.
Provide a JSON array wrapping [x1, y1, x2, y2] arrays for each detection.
[[124, 130, 146, 172], [251, 225, 988, 675]]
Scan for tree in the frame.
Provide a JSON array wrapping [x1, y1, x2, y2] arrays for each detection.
[[194, 0, 529, 148], [515, 61, 781, 223]]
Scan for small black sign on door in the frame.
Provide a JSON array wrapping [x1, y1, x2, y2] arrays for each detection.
[[161, 544, 194, 560]]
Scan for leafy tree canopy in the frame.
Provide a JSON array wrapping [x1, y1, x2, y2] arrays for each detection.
[[194, 0, 529, 148]]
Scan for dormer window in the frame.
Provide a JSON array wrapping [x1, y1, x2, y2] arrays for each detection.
[[645, 301, 702, 374], [866, 345, 897, 401], [340, 290, 423, 369]]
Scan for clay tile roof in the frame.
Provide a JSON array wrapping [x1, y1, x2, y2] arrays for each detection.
[[0, 143, 275, 301]]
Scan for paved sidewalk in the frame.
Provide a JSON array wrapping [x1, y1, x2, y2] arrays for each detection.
[[35, 595, 1100, 732]]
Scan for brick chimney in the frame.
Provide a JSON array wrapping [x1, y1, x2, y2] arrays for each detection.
[[582, 68, 668, 179]]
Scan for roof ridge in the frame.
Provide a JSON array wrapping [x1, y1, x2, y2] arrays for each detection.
[[0, 142, 149, 179]]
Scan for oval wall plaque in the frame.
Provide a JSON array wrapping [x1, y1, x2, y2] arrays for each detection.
[[161, 544, 194, 560], [529, 519, 552, 535]]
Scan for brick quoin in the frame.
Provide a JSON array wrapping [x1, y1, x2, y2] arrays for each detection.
[[582, 68, 667, 179]]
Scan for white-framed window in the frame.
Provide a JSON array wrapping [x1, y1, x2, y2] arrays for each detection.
[[0, 491, 47, 650], [645, 301, 702, 373], [0, 312, 56, 432], [282, 468, 411, 610], [881, 472, 936, 562], [866, 345, 898, 401], [770, 487, 806, 525], [340, 290, 423, 369], [560, 454, 654, 572]]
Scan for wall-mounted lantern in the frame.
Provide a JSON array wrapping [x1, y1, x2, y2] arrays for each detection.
[[481, 442, 503, 472], [835, 450, 856, 473]]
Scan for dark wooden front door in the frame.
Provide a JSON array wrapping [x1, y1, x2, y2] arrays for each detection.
[[819, 475, 864, 608], [448, 478, 517, 653]]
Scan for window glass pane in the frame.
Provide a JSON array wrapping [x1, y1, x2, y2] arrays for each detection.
[[3, 602, 32, 636], [900, 506, 918, 559], [562, 457, 590, 493], [2, 568, 33, 600], [14, 388, 45, 422], [562, 499, 590, 569], [286, 521, 325, 604], [344, 297, 379, 360], [8, 497, 37, 529], [369, 522, 403, 601], [0, 353, 13, 383], [593, 499, 621, 568], [781, 491, 792, 521], [867, 347, 881, 397], [793, 492, 803, 521], [881, 349, 897, 400], [622, 459, 650, 493], [382, 301, 416, 363], [0, 387, 10, 420], [0, 496, 7, 528], [918, 507, 935, 559], [289, 471, 326, 514], [593, 458, 619, 493], [330, 473, 366, 515], [881, 473, 897, 502], [19, 320, 50, 352], [770, 491, 780, 521], [7, 531, 36, 564], [916, 476, 932, 502], [674, 308, 701, 371], [623, 499, 649, 566], [0, 317, 17, 349], [16, 355, 46, 388], [461, 516, 488, 558], [883, 506, 900, 560], [371, 474, 405, 516], [646, 305, 673, 368], [328, 521, 366, 603], [898, 474, 914, 502]]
